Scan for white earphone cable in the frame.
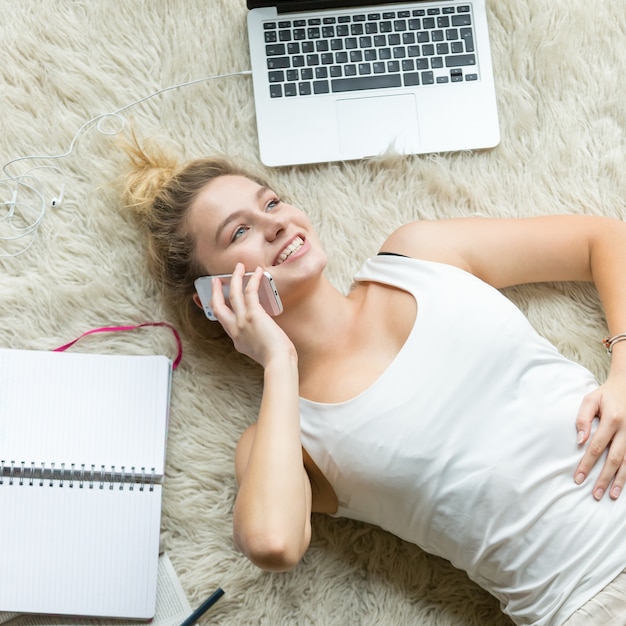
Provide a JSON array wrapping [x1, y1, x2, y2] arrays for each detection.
[[0, 70, 252, 257]]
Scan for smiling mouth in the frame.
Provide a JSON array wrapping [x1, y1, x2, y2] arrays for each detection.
[[275, 236, 304, 265]]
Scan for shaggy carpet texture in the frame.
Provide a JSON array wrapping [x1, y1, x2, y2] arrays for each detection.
[[0, 1, 624, 624]]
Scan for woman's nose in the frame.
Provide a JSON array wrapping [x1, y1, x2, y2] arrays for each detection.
[[263, 212, 287, 240]]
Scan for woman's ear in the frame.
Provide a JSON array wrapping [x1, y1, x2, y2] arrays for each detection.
[[192, 292, 203, 310]]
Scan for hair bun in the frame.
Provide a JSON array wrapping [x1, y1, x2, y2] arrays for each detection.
[[120, 131, 180, 221]]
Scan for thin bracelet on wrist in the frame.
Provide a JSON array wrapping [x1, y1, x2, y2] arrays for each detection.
[[602, 333, 626, 354]]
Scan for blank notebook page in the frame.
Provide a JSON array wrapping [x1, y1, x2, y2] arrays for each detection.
[[0, 349, 171, 619]]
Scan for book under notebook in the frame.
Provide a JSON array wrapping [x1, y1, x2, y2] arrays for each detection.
[[0, 348, 172, 620]]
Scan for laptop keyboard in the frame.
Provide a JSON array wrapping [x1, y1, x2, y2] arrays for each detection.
[[263, 5, 478, 98]]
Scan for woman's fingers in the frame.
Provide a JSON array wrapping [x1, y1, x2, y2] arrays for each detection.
[[609, 456, 626, 500], [574, 385, 626, 500], [225, 262, 248, 317], [588, 431, 626, 500]]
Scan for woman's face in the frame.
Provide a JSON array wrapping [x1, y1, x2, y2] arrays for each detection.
[[186, 175, 327, 297]]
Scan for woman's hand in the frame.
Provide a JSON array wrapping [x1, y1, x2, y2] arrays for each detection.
[[212, 263, 295, 368], [575, 374, 626, 500]]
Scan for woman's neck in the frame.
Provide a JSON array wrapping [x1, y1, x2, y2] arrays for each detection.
[[276, 274, 365, 369]]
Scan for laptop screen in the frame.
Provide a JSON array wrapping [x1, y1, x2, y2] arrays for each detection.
[[247, 1, 410, 9]]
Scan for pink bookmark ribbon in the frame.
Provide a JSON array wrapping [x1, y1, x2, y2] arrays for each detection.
[[53, 321, 182, 370]]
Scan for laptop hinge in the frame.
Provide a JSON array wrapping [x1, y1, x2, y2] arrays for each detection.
[[247, 1, 399, 12]]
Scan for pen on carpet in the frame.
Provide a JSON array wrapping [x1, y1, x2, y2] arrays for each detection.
[[180, 587, 225, 626]]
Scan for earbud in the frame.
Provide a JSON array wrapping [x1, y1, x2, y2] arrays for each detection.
[[50, 183, 65, 208]]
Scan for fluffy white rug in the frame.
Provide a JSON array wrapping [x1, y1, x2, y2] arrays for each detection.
[[0, 1, 624, 624]]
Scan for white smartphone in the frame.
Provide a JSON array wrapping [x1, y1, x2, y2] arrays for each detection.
[[194, 271, 283, 321]]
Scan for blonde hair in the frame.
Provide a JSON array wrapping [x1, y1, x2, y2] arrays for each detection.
[[120, 133, 271, 337]]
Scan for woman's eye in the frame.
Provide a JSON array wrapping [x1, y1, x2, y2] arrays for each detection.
[[231, 226, 248, 241], [266, 198, 280, 212]]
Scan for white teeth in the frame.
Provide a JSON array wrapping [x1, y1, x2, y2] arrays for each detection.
[[277, 236, 304, 264]]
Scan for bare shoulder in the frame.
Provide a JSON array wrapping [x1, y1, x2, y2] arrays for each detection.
[[380, 220, 470, 270]]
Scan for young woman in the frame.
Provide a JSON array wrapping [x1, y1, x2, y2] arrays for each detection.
[[122, 139, 626, 626]]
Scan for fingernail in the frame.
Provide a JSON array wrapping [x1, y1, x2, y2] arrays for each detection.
[[594, 488, 604, 500], [575, 473, 585, 485], [612, 486, 622, 499], [577, 430, 584, 444]]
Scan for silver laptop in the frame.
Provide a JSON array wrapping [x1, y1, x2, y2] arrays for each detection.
[[246, 0, 500, 167]]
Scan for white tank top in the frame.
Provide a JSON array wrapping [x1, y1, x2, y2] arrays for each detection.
[[299, 255, 626, 626]]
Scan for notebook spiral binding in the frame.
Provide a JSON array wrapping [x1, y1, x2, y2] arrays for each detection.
[[0, 460, 157, 491]]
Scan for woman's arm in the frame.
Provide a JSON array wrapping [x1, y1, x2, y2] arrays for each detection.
[[233, 354, 312, 571], [383, 215, 626, 499], [381, 215, 616, 287], [213, 264, 312, 570]]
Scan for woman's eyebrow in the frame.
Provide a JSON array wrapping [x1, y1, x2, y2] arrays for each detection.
[[214, 210, 245, 243], [214, 187, 270, 243]]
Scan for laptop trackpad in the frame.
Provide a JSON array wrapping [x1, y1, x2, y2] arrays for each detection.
[[336, 94, 420, 158]]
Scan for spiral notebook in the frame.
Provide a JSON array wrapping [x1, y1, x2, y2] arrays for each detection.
[[0, 348, 172, 620]]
